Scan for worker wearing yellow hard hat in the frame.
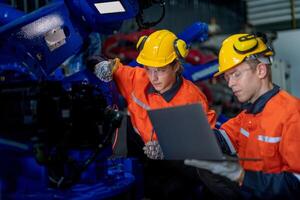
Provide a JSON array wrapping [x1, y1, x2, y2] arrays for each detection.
[[136, 29, 188, 67], [91, 29, 216, 155], [215, 33, 273, 77], [185, 33, 300, 199], [90, 29, 216, 200]]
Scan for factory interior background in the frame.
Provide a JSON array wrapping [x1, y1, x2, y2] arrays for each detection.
[[0, 0, 300, 199]]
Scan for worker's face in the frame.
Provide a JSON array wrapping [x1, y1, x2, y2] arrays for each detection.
[[145, 63, 178, 94], [224, 62, 261, 103]]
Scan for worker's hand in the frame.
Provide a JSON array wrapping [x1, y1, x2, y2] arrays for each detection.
[[94, 58, 119, 82], [184, 159, 244, 183], [143, 141, 164, 160]]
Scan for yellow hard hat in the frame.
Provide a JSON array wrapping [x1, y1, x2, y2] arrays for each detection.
[[214, 33, 274, 77], [136, 30, 188, 67]]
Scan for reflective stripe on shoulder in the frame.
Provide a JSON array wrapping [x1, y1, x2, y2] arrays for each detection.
[[240, 128, 250, 137], [131, 92, 151, 110], [133, 126, 141, 136], [293, 173, 300, 182], [219, 129, 237, 155], [257, 135, 281, 143]]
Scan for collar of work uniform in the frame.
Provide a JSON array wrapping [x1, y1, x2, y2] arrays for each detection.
[[242, 84, 280, 114], [147, 76, 183, 102]]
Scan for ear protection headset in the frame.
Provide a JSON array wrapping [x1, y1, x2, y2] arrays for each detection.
[[173, 38, 189, 59], [233, 33, 271, 55], [136, 36, 148, 52], [233, 33, 273, 65], [136, 35, 189, 59], [233, 34, 259, 54]]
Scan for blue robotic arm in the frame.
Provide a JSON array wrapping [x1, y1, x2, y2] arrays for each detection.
[[178, 22, 218, 81], [0, 0, 140, 80], [0, 1, 156, 198], [0, 2, 25, 26]]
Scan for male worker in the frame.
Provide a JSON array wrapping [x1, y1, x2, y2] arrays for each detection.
[[185, 33, 300, 199], [93, 29, 216, 159]]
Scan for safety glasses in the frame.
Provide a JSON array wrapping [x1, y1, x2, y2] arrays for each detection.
[[144, 65, 173, 77], [223, 68, 253, 83]]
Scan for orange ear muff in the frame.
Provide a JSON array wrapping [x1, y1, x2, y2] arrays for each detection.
[[136, 36, 148, 52], [173, 38, 189, 59]]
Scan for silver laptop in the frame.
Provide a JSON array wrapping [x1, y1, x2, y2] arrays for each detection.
[[148, 103, 260, 161]]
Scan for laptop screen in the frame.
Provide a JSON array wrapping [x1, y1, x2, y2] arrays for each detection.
[[148, 103, 226, 161]]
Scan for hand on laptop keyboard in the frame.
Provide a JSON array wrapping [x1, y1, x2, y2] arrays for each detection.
[[143, 141, 164, 160], [184, 160, 244, 184]]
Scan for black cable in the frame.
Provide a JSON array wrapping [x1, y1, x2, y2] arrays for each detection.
[[136, 0, 165, 30]]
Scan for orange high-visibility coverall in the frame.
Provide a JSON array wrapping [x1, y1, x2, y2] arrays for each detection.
[[113, 63, 216, 143], [221, 90, 300, 174]]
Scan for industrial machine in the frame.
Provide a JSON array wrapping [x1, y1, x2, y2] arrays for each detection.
[[0, 0, 163, 199], [0, 0, 217, 199]]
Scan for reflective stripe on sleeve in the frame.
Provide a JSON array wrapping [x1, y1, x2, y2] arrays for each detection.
[[257, 135, 281, 143], [133, 126, 141, 136], [240, 128, 250, 137], [131, 92, 151, 110], [219, 129, 237, 155], [293, 173, 300, 182]]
